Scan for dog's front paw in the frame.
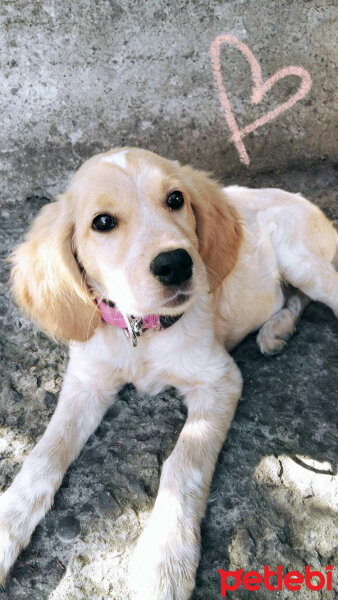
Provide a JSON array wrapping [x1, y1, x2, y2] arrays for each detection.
[[0, 519, 21, 585], [128, 517, 200, 600], [0, 489, 28, 585]]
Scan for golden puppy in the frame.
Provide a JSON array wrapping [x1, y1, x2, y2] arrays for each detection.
[[1, 148, 337, 599]]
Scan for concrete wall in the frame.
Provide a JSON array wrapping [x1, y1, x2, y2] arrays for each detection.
[[1, 0, 337, 204]]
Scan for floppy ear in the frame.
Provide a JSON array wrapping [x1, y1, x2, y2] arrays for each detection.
[[10, 195, 101, 342], [181, 166, 242, 291]]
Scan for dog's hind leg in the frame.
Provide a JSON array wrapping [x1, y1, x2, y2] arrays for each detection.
[[269, 202, 338, 314], [277, 240, 338, 319], [257, 288, 310, 356]]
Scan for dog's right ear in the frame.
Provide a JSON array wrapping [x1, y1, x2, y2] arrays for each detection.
[[10, 195, 101, 342]]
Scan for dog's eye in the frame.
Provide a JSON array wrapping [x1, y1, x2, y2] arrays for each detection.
[[167, 191, 184, 211], [92, 214, 117, 232]]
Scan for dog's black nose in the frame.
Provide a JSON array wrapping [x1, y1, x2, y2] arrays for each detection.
[[150, 249, 193, 286]]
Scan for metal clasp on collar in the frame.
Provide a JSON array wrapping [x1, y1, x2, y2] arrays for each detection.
[[123, 315, 144, 347]]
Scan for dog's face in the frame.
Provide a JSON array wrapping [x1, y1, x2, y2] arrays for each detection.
[[71, 149, 207, 316], [10, 148, 241, 341]]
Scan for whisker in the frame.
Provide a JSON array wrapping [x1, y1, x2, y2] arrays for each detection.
[[86, 292, 103, 341]]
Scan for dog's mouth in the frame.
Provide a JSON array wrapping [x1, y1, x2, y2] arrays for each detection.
[[90, 275, 195, 318], [99, 291, 192, 315], [162, 291, 192, 308], [156, 286, 195, 315]]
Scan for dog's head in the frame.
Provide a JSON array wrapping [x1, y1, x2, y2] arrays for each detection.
[[10, 148, 241, 342]]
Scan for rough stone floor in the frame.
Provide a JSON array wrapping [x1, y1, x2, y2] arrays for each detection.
[[0, 163, 337, 599]]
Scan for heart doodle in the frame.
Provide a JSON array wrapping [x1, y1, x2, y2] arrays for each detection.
[[210, 34, 312, 166]]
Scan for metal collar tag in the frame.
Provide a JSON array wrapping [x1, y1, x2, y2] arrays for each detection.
[[123, 315, 144, 347]]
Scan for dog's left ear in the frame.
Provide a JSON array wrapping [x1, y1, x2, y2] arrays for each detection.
[[181, 165, 242, 291]]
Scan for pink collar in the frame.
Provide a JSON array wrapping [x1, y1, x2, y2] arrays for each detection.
[[97, 299, 182, 346]]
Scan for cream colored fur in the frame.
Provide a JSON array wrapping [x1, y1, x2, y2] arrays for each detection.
[[1, 148, 337, 599]]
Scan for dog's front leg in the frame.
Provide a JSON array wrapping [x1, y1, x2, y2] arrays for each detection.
[[129, 348, 242, 600], [0, 347, 118, 584]]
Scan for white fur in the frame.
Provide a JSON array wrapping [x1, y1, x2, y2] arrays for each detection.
[[101, 150, 128, 169]]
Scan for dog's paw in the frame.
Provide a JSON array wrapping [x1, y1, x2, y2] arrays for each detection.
[[257, 309, 295, 356], [257, 331, 289, 356], [0, 490, 27, 585], [0, 520, 21, 585], [128, 518, 199, 600]]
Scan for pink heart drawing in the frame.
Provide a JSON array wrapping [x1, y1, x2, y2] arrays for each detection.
[[210, 34, 312, 166]]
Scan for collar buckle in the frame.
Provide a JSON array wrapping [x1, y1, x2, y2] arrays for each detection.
[[124, 315, 144, 347]]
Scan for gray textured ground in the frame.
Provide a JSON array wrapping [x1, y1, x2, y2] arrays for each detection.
[[0, 165, 337, 599]]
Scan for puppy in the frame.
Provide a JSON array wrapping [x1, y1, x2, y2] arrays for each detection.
[[1, 147, 337, 599]]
